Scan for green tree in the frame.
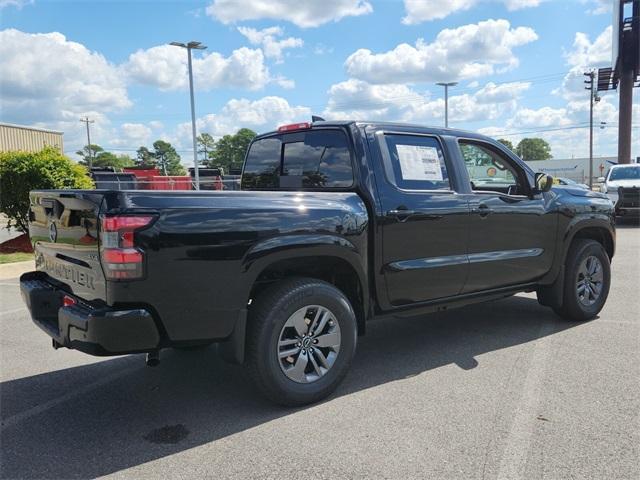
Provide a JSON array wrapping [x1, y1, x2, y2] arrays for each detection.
[[135, 146, 156, 168], [152, 140, 185, 176], [460, 143, 492, 166], [497, 139, 515, 151], [92, 152, 135, 170], [0, 147, 93, 233], [197, 133, 216, 164], [76, 144, 104, 165], [516, 138, 552, 161], [208, 128, 257, 172]]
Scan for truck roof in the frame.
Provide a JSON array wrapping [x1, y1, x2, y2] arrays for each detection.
[[255, 120, 493, 142]]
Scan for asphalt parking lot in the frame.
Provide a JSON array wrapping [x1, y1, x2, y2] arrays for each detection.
[[1, 225, 639, 480]]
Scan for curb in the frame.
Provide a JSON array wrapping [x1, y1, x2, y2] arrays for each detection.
[[0, 260, 34, 280]]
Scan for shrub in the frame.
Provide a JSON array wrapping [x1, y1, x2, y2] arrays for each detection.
[[0, 147, 93, 233]]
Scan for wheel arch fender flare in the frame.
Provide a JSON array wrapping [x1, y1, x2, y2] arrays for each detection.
[[240, 233, 369, 326], [538, 217, 614, 309], [561, 217, 615, 262]]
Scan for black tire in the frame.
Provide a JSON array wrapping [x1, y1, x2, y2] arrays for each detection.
[[553, 239, 611, 321], [246, 277, 357, 406]]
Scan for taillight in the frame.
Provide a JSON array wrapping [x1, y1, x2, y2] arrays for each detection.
[[63, 295, 77, 307], [100, 215, 155, 280], [277, 122, 311, 133]]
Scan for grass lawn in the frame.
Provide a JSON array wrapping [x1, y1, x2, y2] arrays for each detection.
[[0, 252, 34, 264]]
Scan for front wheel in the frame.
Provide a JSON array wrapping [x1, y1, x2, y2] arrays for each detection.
[[553, 239, 611, 321], [246, 277, 357, 406]]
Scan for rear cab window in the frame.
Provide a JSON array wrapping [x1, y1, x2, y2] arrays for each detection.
[[241, 129, 354, 190]]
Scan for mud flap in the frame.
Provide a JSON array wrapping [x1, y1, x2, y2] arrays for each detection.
[[218, 309, 247, 364], [536, 265, 564, 309]]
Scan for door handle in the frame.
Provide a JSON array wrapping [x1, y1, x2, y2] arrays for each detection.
[[387, 208, 417, 222], [473, 203, 493, 217]]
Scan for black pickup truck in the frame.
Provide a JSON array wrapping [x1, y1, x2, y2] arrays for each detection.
[[20, 121, 615, 405]]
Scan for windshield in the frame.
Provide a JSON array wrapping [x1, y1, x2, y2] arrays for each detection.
[[609, 166, 640, 181]]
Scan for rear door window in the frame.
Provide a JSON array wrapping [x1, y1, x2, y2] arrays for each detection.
[[382, 134, 451, 191], [242, 130, 353, 190]]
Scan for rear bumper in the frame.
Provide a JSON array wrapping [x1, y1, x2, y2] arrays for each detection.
[[20, 271, 160, 356]]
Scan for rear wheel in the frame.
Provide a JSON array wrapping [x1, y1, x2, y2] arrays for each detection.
[[553, 239, 610, 321], [246, 277, 357, 406]]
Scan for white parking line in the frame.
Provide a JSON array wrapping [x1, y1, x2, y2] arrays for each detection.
[[495, 321, 556, 480]]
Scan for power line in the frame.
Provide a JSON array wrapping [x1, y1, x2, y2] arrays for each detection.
[[487, 123, 639, 137]]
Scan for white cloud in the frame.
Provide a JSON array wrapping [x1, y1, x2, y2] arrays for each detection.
[[402, 0, 542, 24], [584, 0, 611, 15], [402, 0, 475, 23], [503, 0, 542, 9], [507, 106, 573, 129], [323, 79, 529, 124], [565, 26, 612, 68], [345, 19, 538, 84], [206, 0, 372, 28], [110, 123, 153, 148], [0, 0, 32, 8], [123, 44, 276, 91], [173, 96, 311, 154], [555, 27, 612, 100], [0, 29, 131, 128], [324, 79, 427, 120], [237, 26, 303, 63]]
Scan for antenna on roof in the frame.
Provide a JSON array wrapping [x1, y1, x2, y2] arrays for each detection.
[[311, 115, 325, 122]]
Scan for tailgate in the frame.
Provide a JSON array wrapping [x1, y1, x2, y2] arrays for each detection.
[[29, 191, 106, 301]]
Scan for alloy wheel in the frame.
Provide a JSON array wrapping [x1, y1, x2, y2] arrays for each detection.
[[277, 305, 341, 383], [576, 255, 604, 307]]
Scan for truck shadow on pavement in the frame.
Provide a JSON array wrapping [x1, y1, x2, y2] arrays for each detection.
[[1, 295, 583, 479]]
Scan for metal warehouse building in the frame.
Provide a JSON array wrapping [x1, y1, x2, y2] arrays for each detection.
[[0, 122, 64, 153]]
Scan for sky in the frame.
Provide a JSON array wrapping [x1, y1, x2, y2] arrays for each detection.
[[0, 0, 637, 165]]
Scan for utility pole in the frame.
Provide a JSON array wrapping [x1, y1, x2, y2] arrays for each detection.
[[584, 71, 599, 189], [436, 82, 458, 128], [170, 41, 207, 190], [79, 117, 95, 169]]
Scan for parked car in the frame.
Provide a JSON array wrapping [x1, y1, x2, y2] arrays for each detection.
[[598, 164, 640, 218], [20, 121, 615, 406]]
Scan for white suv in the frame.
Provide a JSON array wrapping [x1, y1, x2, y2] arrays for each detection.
[[599, 164, 640, 216]]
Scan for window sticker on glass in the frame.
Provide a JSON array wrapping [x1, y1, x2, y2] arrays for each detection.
[[396, 145, 444, 181]]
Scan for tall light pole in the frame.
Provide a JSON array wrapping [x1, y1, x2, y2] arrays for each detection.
[[79, 117, 94, 168], [436, 82, 457, 128], [170, 41, 207, 190]]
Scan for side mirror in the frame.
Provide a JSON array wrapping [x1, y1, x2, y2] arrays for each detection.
[[534, 172, 553, 193], [597, 176, 605, 183]]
